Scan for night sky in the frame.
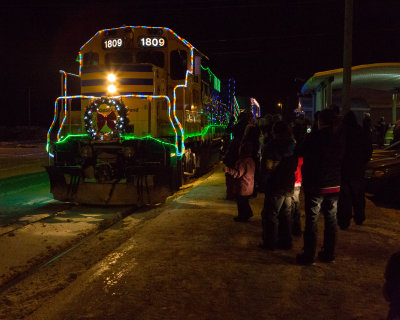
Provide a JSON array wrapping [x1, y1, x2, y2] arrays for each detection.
[[2, 0, 400, 127]]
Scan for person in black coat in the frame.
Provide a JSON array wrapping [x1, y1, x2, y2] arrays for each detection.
[[296, 108, 345, 265], [259, 121, 298, 250], [337, 111, 373, 229]]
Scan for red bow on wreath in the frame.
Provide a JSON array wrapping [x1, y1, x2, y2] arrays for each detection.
[[97, 111, 117, 131]]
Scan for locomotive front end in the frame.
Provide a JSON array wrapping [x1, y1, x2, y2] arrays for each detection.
[[46, 26, 231, 205]]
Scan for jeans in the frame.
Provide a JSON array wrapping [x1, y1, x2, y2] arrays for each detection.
[[261, 193, 293, 249], [303, 192, 338, 258], [237, 195, 253, 219], [337, 178, 366, 228], [291, 186, 302, 235]]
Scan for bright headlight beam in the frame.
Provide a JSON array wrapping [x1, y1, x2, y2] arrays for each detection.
[[107, 73, 116, 82], [108, 84, 117, 94]]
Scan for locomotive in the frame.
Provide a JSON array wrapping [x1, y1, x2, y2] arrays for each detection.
[[46, 26, 239, 205]]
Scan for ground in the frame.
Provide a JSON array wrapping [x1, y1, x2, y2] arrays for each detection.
[[0, 163, 398, 319]]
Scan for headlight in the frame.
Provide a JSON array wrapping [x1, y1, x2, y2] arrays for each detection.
[[107, 73, 116, 82], [107, 84, 117, 94]]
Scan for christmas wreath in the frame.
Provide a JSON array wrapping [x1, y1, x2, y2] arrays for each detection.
[[84, 97, 129, 140]]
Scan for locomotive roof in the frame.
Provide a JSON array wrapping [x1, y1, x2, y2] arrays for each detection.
[[80, 26, 209, 59]]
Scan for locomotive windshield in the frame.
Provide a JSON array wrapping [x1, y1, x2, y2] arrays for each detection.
[[170, 50, 187, 80], [83, 52, 99, 66], [105, 52, 133, 65], [136, 51, 164, 68]]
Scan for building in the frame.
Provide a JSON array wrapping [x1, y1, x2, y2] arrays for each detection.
[[300, 63, 400, 126]]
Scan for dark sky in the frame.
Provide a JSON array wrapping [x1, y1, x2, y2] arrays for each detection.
[[2, 0, 400, 126]]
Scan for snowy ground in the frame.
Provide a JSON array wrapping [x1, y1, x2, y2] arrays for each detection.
[[0, 139, 399, 319], [0, 142, 48, 180], [0, 164, 397, 319], [0, 140, 135, 293]]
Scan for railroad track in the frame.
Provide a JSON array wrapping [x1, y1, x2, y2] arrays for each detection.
[[0, 201, 161, 319], [0, 202, 74, 237], [0, 202, 139, 291]]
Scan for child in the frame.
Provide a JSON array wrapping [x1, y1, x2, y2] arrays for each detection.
[[224, 142, 255, 222], [383, 251, 400, 320]]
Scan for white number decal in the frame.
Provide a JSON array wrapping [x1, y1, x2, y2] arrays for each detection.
[[140, 37, 165, 47], [104, 38, 123, 48]]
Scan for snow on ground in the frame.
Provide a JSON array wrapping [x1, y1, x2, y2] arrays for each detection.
[[2, 166, 396, 320], [0, 142, 48, 180]]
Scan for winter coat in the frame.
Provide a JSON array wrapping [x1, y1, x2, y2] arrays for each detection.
[[242, 123, 260, 160], [341, 124, 373, 180], [223, 120, 248, 167], [301, 126, 345, 194], [225, 156, 255, 196], [295, 157, 303, 187], [260, 137, 298, 195]]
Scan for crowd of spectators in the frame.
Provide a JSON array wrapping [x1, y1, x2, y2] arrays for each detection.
[[222, 106, 398, 319]]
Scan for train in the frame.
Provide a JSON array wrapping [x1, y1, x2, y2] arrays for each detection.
[[45, 26, 242, 205]]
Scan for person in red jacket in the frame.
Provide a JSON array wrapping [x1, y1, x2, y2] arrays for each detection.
[[224, 142, 256, 222], [296, 108, 345, 265], [292, 156, 303, 237]]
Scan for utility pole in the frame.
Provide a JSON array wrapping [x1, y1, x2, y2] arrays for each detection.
[[342, 0, 353, 114], [28, 87, 31, 128]]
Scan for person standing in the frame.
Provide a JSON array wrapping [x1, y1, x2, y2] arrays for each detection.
[[296, 109, 345, 265], [259, 120, 298, 250], [362, 112, 373, 138], [337, 111, 373, 229], [383, 251, 400, 320], [393, 120, 400, 143], [377, 116, 388, 148], [223, 112, 252, 200], [224, 142, 255, 222], [292, 156, 303, 237], [242, 114, 261, 197]]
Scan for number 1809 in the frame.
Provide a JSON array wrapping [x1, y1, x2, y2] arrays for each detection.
[[140, 37, 165, 47], [104, 38, 123, 49]]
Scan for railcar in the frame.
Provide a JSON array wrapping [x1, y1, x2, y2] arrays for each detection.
[[46, 26, 239, 205]]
